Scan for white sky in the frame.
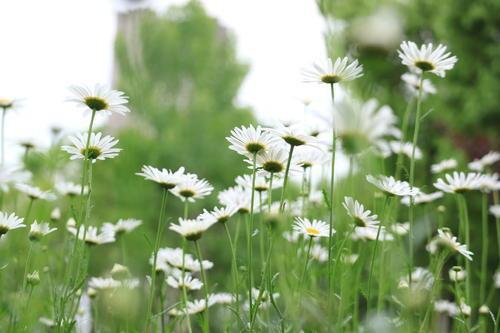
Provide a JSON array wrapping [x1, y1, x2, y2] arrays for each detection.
[[0, 0, 332, 165]]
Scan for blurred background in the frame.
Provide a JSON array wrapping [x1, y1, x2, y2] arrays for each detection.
[[0, 0, 498, 329]]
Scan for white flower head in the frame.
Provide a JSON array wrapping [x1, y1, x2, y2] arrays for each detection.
[[283, 230, 301, 243], [56, 181, 88, 197], [209, 292, 235, 305], [293, 217, 332, 238], [390, 222, 410, 236], [235, 174, 281, 192], [342, 196, 379, 228], [266, 123, 323, 148], [15, 183, 56, 201], [166, 274, 203, 290], [153, 247, 213, 273], [398, 41, 458, 77], [366, 175, 419, 197], [29, 221, 57, 241], [104, 219, 142, 235], [68, 225, 116, 246], [0, 167, 31, 193], [62, 132, 121, 162], [431, 159, 458, 174], [68, 84, 130, 115], [252, 146, 295, 176], [399, 267, 434, 290], [433, 172, 483, 193], [477, 173, 500, 193], [388, 141, 422, 160], [0, 212, 25, 236], [434, 300, 459, 317], [401, 72, 436, 96], [171, 175, 213, 203], [351, 226, 394, 242], [310, 244, 328, 262], [449, 266, 467, 282], [401, 191, 443, 206], [302, 57, 363, 84], [169, 217, 216, 241], [427, 228, 473, 261], [199, 206, 238, 224], [490, 205, 500, 218], [226, 125, 279, 156], [293, 147, 328, 169], [136, 165, 186, 189], [0, 98, 16, 110], [468, 151, 500, 171], [218, 186, 252, 214]]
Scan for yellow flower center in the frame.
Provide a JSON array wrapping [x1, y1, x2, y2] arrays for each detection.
[[306, 227, 320, 235]]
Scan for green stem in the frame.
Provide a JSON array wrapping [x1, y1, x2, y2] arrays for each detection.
[[297, 237, 313, 303], [145, 188, 168, 333], [279, 145, 295, 212], [480, 193, 488, 306], [181, 239, 193, 333], [394, 97, 414, 179], [457, 194, 471, 305], [194, 240, 210, 333], [22, 243, 34, 292], [247, 152, 257, 318], [224, 223, 241, 328], [0, 107, 6, 166], [494, 191, 500, 262]]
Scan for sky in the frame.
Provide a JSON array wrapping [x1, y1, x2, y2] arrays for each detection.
[[0, 0, 329, 164]]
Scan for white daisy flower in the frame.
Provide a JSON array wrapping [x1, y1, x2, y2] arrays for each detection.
[[351, 226, 394, 241], [198, 206, 238, 224], [388, 141, 422, 160], [401, 191, 443, 206], [366, 175, 419, 197], [226, 125, 279, 156], [266, 123, 323, 148], [235, 174, 281, 192], [136, 165, 186, 189], [434, 300, 459, 317], [169, 218, 216, 241], [302, 57, 363, 84], [293, 147, 328, 169], [166, 274, 203, 290], [283, 230, 301, 243], [468, 151, 500, 171], [342, 196, 379, 228], [68, 84, 130, 115], [39, 317, 56, 328], [0, 167, 31, 193], [477, 173, 500, 193], [171, 175, 213, 203], [390, 222, 410, 236], [433, 171, 483, 193], [401, 72, 437, 96], [62, 132, 121, 162], [245, 288, 280, 310], [186, 299, 212, 314], [15, 183, 55, 201], [426, 228, 473, 261], [449, 266, 466, 282], [399, 267, 434, 290], [68, 225, 116, 246], [50, 208, 61, 222], [332, 98, 401, 155], [490, 205, 500, 218], [103, 218, 142, 235], [0, 212, 25, 236], [293, 217, 332, 238], [341, 253, 359, 264], [88, 277, 122, 290], [398, 41, 458, 77], [29, 221, 57, 241], [310, 244, 328, 262], [252, 146, 293, 176], [209, 293, 235, 305], [56, 181, 88, 197], [218, 186, 252, 214], [431, 158, 458, 174], [153, 247, 213, 273], [0, 98, 16, 110], [458, 301, 471, 317]]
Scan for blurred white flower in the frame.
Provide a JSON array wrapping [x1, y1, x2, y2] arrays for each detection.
[[426, 228, 473, 261], [433, 172, 483, 193], [293, 217, 332, 238], [366, 175, 419, 197], [401, 72, 436, 96], [449, 266, 466, 282], [302, 57, 363, 84], [15, 183, 55, 201], [0, 212, 25, 236], [166, 274, 203, 290], [56, 181, 87, 197], [68, 225, 116, 246], [29, 221, 57, 241], [398, 41, 458, 77], [401, 191, 443, 206], [431, 158, 457, 174], [468, 151, 500, 171], [169, 217, 216, 241], [490, 205, 500, 218], [342, 196, 379, 229]]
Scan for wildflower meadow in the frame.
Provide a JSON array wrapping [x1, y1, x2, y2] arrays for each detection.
[[0, 1, 498, 332]]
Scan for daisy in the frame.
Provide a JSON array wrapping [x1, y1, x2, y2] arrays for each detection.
[[68, 84, 130, 115], [198, 206, 238, 224], [171, 176, 213, 203], [293, 217, 332, 238], [342, 196, 379, 228], [103, 218, 142, 235], [401, 191, 443, 206], [398, 41, 458, 77], [431, 158, 458, 174], [166, 274, 203, 290], [477, 173, 500, 193], [50, 208, 61, 222], [302, 57, 363, 84], [0, 98, 15, 110], [266, 123, 323, 148], [218, 186, 252, 214], [490, 205, 500, 218], [449, 266, 466, 282], [390, 222, 410, 236], [209, 293, 235, 305], [426, 228, 473, 261], [283, 230, 301, 243], [88, 277, 122, 290], [154, 247, 213, 273], [226, 125, 278, 156], [0, 212, 25, 236], [68, 225, 116, 246], [136, 165, 186, 189], [0, 167, 31, 193], [458, 301, 471, 317], [401, 72, 437, 96], [186, 299, 212, 314], [110, 263, 131, 280], [19, 138, 37, 151], [252, 146, 292, 176], [169, 218, 216, 241], [434, 300, 459, 317], [310, 244, 328, 262], [332, 98, 401, 155], [15, 183, 55, 201], [56, 181, 87, 197], [433, 171, 483, 193], [352, 226, 394, 241], [388, 141, 422, 160], [235, 174, 281, 192], [29, 221, 57, 241], [399, 267, 434, 290], [245, 288, 280, 310], [293, 148, 328, 169], [62, 132, 120, 162], [366, 175, 419, 197], [468, 151, 500, 171]]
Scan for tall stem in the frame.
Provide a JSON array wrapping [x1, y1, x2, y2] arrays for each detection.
[[1, 107, 5, 166], [327, 83, 337, 320], [279, 145, 295, 212], [224, 223, 240, 327], [480, 193, 489, 306], [457, 194, 471, 305], [297, 237, 313, 302], [394, 97, 414, 179], [145, 188, 168, 332], [408, 73, 424, 286], [194, 240, 210, 333], [181, 239, 193, 333], [247, 152, 257, 317], [22, 243, 34, 292]]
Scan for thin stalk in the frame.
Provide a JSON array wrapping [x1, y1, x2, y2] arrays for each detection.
[[394, 97, 414, 179], [194, 240, 210, 333], [224, 223, 241, 327], [457, 194, 471, 305], [279, 145, 295, 212], [327, 83, 337, 321], [181, 239, 193, 333], [297, 237, 313, 303], [145, 188, 168, 332], [408, 73, 424, 288], [0, 107, 5, 166], [247, 152, 257, 317], [494, 191, 500, 261], [480, 193, 488, 306], [22, 243, 34, 291]]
